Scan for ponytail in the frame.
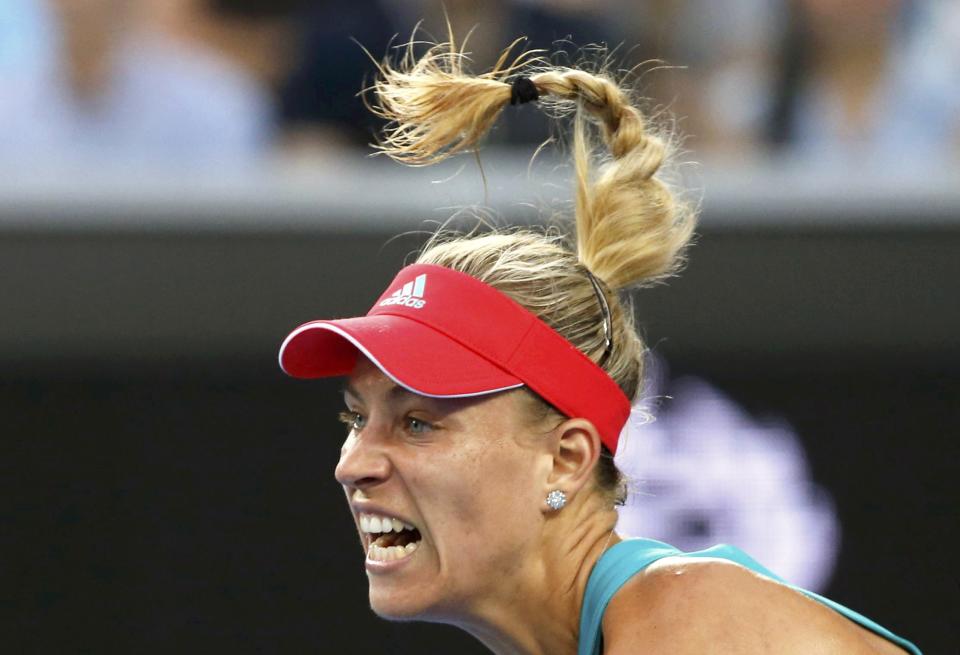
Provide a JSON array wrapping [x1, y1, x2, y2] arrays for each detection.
[[371, 37, 695, 295]]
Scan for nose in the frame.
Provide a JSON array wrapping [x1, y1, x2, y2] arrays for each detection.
[[334, 429, 391, 490]]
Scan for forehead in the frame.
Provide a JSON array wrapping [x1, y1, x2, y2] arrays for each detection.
[[345, 359, 404, 398]]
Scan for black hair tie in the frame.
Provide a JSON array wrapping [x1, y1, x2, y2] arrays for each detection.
[[510, 77, 540, 106]]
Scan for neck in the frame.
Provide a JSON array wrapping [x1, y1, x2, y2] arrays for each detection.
[[150, 2, 293, 86], [810, 40, 888, 136], [453, 496, 621, 655], [60, 14, 126, 105]]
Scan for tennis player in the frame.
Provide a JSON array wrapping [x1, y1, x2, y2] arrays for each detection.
[[278, 38, 921, 655]]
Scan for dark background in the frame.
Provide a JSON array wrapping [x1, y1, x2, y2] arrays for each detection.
[[4, 179, 959, 653]]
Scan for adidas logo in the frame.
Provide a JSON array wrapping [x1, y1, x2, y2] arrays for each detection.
[[378, 273, 427, 309]]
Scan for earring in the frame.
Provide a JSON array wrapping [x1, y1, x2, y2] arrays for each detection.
[[545, 490, 567, 511]]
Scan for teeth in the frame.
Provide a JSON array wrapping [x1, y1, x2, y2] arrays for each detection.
[[358, 512, 422, 563], [358, 512, 418, 535], [366, 541, 419, 563]]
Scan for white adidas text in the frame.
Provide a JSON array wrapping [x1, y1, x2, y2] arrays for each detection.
[[379, 296, 426, 309], [378, 273, 428, 309]]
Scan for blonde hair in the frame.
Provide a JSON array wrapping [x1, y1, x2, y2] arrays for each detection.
[[370, 37, 697, 500]]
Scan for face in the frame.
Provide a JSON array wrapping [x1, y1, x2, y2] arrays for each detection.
[[334, 357, 552, 622]]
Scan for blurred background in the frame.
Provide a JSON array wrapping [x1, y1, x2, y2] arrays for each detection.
[[3, 0, 957, 653]]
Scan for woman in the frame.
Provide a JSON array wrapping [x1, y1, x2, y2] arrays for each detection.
[[278, 38, 921, 655]]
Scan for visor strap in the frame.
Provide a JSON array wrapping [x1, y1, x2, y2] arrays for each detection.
[[584, 269, 614, 367]]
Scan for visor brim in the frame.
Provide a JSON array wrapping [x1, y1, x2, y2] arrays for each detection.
[[279, 315, 524, 398]]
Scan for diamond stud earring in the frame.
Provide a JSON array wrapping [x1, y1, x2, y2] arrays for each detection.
[[545, 489, 567, 511]]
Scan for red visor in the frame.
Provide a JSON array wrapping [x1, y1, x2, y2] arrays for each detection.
[[279, 264, 630, 452]]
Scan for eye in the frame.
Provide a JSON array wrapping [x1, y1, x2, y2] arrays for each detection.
[[405, 416, 433, 434], [337, 410, 366, 432]]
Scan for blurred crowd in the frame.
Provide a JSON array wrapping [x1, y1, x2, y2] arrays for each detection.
[[1, 0, 958, 167]]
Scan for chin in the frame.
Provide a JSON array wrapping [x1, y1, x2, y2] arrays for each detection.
[[369, 587, 434, 622], [370, 585, 468, 625]]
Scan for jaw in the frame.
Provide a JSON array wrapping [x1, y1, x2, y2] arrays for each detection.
[[366, 540, 441, 620]]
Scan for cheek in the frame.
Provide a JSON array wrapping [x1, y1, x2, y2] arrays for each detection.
[[428, 442, 542, 553]]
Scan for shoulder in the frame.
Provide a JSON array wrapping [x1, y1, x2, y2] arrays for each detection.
[[600, 556, 896, 655]]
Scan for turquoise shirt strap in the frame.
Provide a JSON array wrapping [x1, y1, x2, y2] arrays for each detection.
[[578, 539, 922, 655], [577, 538, 680, 655]]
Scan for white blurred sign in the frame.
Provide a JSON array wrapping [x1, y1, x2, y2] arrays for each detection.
[[616, 372, 840, 592]]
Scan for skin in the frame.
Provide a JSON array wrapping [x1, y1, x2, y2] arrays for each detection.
[[51, 0, 133, 103], [335, 357, 907, 655], [602, 558, 910, 655]]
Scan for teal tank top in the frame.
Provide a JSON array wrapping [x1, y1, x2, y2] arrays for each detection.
[[578, 538, 921, 655]]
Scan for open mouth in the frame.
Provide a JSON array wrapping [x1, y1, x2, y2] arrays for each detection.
[[360, 513, 423, 562]]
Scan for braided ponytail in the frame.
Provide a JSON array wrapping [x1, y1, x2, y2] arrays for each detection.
[[372, 36, 698, 501], [372, 39, 695, 294]]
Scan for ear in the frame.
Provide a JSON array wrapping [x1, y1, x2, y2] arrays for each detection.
[[544, 418, 603, 504]]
